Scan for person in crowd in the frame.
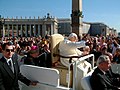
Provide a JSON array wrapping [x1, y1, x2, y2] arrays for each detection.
[[90, 55, 120, 90], [82, 46, 90, 55], [59, 33, 91, 73], [98, 36, 107, 47], [112, 47, 120, 64], [112, 39, 120, 55], [0, 42, 38, 90], [107, 38, 113, 53], [24, 45, 46, 67], [39, 44, 52, 68], [90, 44, 102, 63], [101, 45, 113, 62]]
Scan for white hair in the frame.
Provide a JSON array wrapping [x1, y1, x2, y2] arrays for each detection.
[[68, 33, 78, 39], [96, 55, 110, 66]]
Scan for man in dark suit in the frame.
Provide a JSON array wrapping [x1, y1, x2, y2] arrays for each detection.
[[90, 55, 120, 90], [0, 42, 37, 90]]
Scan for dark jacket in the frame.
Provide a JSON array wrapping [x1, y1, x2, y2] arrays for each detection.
[[90, 67, 120, 90], [24, 54, 40, 66], [38, 52, 52, 68], [24, 52, 52, 68], [113, 55, 120, 64], [0, 56, 31, 90]]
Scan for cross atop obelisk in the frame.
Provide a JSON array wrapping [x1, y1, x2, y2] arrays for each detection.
[[71, 0, 83, 36]]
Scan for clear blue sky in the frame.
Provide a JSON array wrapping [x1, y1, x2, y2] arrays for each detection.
[[0, 0, 120, 32]]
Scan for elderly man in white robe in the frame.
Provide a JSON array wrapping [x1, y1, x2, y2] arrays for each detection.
[[59, 33, 91, 75]]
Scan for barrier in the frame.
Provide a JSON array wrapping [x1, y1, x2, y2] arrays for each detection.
[[20, 65, 60, 86]]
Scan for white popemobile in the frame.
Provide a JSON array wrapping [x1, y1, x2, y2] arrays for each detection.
[[19, 34, 120, 90]]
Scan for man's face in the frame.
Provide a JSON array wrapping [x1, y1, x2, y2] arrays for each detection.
[[69, 36, 78, 42], [2, 45, 14, 59], [102, 60, 111, 71], [30, 51, 39, 58]]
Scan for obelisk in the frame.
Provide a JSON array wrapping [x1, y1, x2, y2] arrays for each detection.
[[71, 0, 83, 36]]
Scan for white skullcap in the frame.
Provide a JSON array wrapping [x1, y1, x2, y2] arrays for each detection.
[[68, 33, 78, 39]]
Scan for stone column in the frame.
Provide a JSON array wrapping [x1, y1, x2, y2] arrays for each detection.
[[30, 25, 32, 37], [21, 25, 23, 37], [12, 24, 14, 37], [2, 24, 5, 37], [50, 23, 53, 35], [7, 24, 10, 37], [42, 24, 46, 37], [38, 24, 40, 36], [25, 24, 27, 37], [34, 24, 36, 36], [16, 24, 18, 37], [71, 0, 83, 36]]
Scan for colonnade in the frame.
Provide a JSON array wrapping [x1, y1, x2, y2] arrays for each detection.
[[1, 15, 58, 38], [3, 24, 43, 37]]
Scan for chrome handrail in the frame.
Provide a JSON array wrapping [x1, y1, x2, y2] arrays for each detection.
[[67, 54, 94, 90]]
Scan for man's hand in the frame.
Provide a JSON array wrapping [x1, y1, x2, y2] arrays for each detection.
[[30, 81, 38, 86]]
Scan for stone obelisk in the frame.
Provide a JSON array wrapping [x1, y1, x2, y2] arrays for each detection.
[[71, 0, 83, 36]]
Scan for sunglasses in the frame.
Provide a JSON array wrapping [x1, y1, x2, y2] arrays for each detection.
[[5, 49, 14, 52]]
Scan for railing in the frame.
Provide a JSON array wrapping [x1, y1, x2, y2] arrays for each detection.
[[67, 54, 94, 90], [53, 53, 94, 90]]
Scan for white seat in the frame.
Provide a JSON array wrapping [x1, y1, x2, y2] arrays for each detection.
[[50, 34, 64, 64], [50, 34, 73, 87]]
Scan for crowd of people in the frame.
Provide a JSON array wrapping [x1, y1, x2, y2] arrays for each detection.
[[0, 35, 52, 67], [0, 33, 120, 90]]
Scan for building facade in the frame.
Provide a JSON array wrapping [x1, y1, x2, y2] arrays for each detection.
[[58, 18, 72, 35], [0, 13, 58, 38], [89, 23, 117, 36], [0, 15, 117, 38]]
